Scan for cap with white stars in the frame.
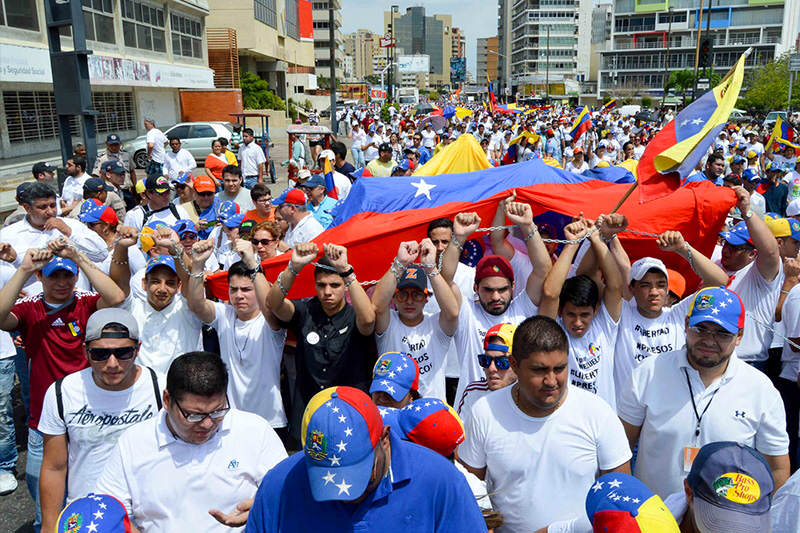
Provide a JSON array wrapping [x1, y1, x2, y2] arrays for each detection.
[[586, 473, 680, 532], [369, 351, 420, 402], [55, 493, 132, 533]]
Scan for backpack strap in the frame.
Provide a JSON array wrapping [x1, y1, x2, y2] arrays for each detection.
[[140, 204, 153, 224], [55, 377, 65, 422], [168, 203, 180, 221], [148, 367, 162, 410]]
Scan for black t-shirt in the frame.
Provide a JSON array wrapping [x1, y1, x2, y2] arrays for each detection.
[[335, 161, 357, 183], [288, 297, 377, 404]]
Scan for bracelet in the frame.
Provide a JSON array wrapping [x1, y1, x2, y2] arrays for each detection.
[[451, 237, 464, 252], [428, 268, 440, 278], [248, 263, 263, 280], [189, 270, 205, 279], [602, 233, 618, 244], [338, 266, 355, 279], [782, 289, 792, 295], [685, 242, 695, 272], [390, 257, 406, 281], [110, 258, 128, 265], [287, 262, 301, 276], [344, 274, 357, 287], [523, 225, 539, 242], [276, 271, 290, 296]]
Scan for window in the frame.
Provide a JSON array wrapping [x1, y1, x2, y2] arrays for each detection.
[[171, 11, 202, 58], [81, 0, 116, 44], [122, 0, 166, 52], [189, 125, 215, 138], [1, 0, 39, 30], [3, 91, 135, 144], [254, 0, 276, 28], [286, 0, 299, 39]]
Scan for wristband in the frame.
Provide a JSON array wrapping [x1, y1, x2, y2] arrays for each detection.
[[287, 262, 301, 276], [523, 225, 539, 242], [339, 266, 355, 279], [277, 271, 290, 296], [782, 289, 791, 295], [344, 274, 357, 287], [602, 233, 618, 244]]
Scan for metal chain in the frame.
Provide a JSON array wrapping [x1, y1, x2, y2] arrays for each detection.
[[750, 315, 800, 352]]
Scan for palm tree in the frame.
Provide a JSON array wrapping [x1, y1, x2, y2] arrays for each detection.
[[666, 69, 696, 106]]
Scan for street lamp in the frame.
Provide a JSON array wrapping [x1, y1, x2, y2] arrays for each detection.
[[390, 5, 398, 103], [486, 48, 506, 102]]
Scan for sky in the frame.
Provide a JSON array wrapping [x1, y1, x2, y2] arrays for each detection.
[[340, 0, 498, 77]]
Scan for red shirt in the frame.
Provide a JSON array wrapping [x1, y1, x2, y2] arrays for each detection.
[[13, 291, 101, 429]]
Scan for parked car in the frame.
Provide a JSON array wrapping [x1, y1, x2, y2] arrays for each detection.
[[764, 111, 787, 129], [128, 122, 233, 168]]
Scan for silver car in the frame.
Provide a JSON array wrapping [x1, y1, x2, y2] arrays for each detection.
[[127, 122, 233, 168]]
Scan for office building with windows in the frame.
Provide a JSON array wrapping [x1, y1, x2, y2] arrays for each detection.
[[0, 0, 214, 160], [477, 36, 500, 87], [598, 0, 799, 98], [311, 0, 342, 80], [385, 6, 453, 88]]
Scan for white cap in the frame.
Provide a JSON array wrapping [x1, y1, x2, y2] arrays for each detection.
[[788, 198, 800, 217], [318, 149, 335, 161], [629, 257, 669, 283], [296, 168, 312, 181]]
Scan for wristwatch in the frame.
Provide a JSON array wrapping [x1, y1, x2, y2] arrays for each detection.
[[742, 209, 754, 220]]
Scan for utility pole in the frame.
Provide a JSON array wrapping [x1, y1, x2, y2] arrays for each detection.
[[546, 25, 550, 102], [329, 4, 337, 133], [390, 5, 398, 103], [661, 7, 673, 107]]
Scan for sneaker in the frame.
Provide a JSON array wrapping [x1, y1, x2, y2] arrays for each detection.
[[0, 471, 17, 495]]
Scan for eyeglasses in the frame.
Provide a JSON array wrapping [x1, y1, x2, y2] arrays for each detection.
[[251, 238, 276, 246], [395, 290, 426, 302], [180, 233, 198, 240], [688, 325, 737, 343], [173, 393, 230, 423], [255, 197, 272, 204], [87, 346, 137, 362], [478, 354, 511, 370]]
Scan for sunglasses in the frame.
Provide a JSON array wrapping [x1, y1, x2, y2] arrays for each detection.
[[180, 233, 198, 240], [87, 346, 137, 362], [478, 354, 511, 370], [173, 393, 230, 423], [395, 290, 426, 302], [251, 238, 276, 246]]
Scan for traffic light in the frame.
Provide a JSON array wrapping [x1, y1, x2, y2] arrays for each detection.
[[699, 38, 713, 68]]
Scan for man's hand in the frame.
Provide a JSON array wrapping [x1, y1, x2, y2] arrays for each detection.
[[47, 237, 78, 260], [197, 219, 209, 232], [596, 213, 628, 240], [784, 257, 800, 281], [396, 241, 419, 267], [732, 185, 750, 215], [208, 498, 253, 527], [505, 201, 534, 228], [153, 227, 180, 255], [233, 238, 259, 269], [191, 239, 215, 267], [657, 231, 687, 253], [419, 238, 437, 273], [43, 218, 72, 237], [20, 248, 53, 273], [324, 244, 349, 273], [503, 190, 517, 210], [290, 242, 319, 272], [453, 212, 481, 240], [0, 243, 17, 264], [563, 220, 588, 243], [115, 226, 139, 249]]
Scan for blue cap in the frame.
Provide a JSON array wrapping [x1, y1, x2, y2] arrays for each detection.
[[369, 352, 420, 402], [303, 174, 326, 188], [56, 493, 131, 533], [687, 287, 745, 334], [78, 201, 111, 224], [585, 473, 680, 532], [77, 199, 102, 219], [271, 187, 293, 207], [172, 219, 197, 237], [742, 168, 760, 182], [217, 200, 240, 221], [145, 255, 177, 275], [42, 257, 78, 277], [106, 134, 121, 144], [719, 221, 752, 246], [221, 212, 244, 228], [171, 171, 192, 185], [687, 442, 773, 532], [731, 155, 746, 164], [369, 124, 376, 132], [105, 160, 126, 175]]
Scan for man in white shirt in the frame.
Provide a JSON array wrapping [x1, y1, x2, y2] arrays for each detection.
[[618, 286, 790, 498], [144, 118, 168, 180], [372, 240, 459, 401], [38, 308, 164, 532], [162, 137, 196, 181], [274, 188, 324, 249], [459, 315, 632, 533], [61, 156, 91, 210], [96, 351, 287, 531], [184, 238, 289, 437], [238, 128, 266, 189], [123, 175, 189, 231]]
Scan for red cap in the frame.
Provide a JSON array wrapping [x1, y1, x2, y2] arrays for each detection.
[[475, 255, 514, 283], [284, 188, 307, 205]]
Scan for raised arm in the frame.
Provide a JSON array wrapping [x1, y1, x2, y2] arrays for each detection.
[[47, 238, 125, 309], [325, 244, 375, 336], [420, 238, 459, 336], [442, 212, 481, 284], [539, 220, 589, 318], [266, 242, 318, 323], [109, 226, 138, 298], [185, 239, 217, 324], [233, 239, 281, 330], [594, 214, 625, 321], [735, 185, 780, 281], [656, 231, 730, 289], [776, 258, 800, 322], [371, 241, 419, 335], [506, 200, 553, 306], [489, 191, 516, 261], [0, 248, 51, 331]]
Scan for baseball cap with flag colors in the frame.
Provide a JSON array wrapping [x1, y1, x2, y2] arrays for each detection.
[[301, 387, 383, 502], [138, 220, 168, 253], [484, 323, 516, 353], [687, 287, 745, 334], [765, 217, 800, 242], [369, 351, 420, 402], [56, 493, 132, 532], [586, 473, 679, 533], [397, 398, 465, 457]]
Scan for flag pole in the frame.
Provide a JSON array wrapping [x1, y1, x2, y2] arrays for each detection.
[[610, 181, 638, 213]]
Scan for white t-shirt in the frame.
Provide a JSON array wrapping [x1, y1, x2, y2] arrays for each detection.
[[284, 214, 324, 247], [162, 149, 196, 180], [38, 366, 165, 502], [61, 173, 91, 205], [376, 310, 451, 401], [728, 261, 783, 361], [0, 263, 17, 360], [238, 141, 267, 177], [454, 292, 538, 410], [210, 302, 288, 427], [123, 203, 191, 231], [120, 295, 204, 374], [614, 297, 693, 402], [96, 409, 287, 533], [780, 284, 800, 382], [565, 161, 589, 174], [146, 128, 168, 163], [618, 349, 789, 497], [456, 380, 492, 425], [459, 385, 631, 533], [559, 304, 619, 411], [421, 129, 437, 148]]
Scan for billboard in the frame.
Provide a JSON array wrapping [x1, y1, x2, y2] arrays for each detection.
[[450, 57, 466, 82], [398, 55, 430, 73], [298, 0, 313, 41]]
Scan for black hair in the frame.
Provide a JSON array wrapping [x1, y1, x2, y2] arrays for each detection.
[[227, 260, 254, 282], [426, 217, 454, 237], [168, 136, 182, 143], [707, 153, 725, 166], [331, 141, 348, 160], [211, 138, 224, 149], [222, 165, 242, 178], [623, 141, 634, 151], [166, 351, 228, 401], [314, 256, 342, 279], [243, 127, 255, 136], [24, 182, 57, 204], [218, 137, 229, 146], [250, 183, 271, 201], [69, 156, 87, 172], [512, 316, 568, 361], [559, 274, 600, 309]]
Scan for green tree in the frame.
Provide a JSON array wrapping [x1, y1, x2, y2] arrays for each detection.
[[739, 54, 800, 112], [365, 74, 381, 85], [240, 71, 285, 111], [428, 90, 440, 101], [640, 96, 653, 108], [665, 69, 696, 106]]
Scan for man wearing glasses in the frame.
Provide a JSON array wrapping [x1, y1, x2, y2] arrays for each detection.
[[184, 175, 219, 239], [123, 175, 188, 231], [411, 134, 432, 166], [96, 351, 287, 531], [618, 286, 790, 498], [38, 309, 164, 533], [371, 241, 459, 402]]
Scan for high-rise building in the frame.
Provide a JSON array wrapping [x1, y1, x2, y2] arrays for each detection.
[[477, 36, 499, 86], [598, 0, 800, 98], [344, 29, 381, 80], [385, 6, 453, 88], [311, 0, 343, 80], [342, 54, 355, 81], [452, 27, 466, 58]]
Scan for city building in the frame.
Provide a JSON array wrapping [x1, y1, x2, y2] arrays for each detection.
[[0, 0, 215, 160], [311, 0, 343, 80], [342, 53, 355, 81], [452, 26, 466, 58], [598, 0, 800, 99], [385, 6, 453, 88], [206, 0, 316, 103], [477, 36, 499, 86], [343, 29, 381, 80]]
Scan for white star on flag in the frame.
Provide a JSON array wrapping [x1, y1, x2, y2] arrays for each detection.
[[331, 406, 340, 413], [613, 495, 622, 501], [608, 479, 622, 489], [330, 454, 341, 466], [711, 308, 720, 315], [411, 179, 436, 201], [681, 119, 690, 126], [424, 402, 430, 407], [691, 117, 704, 125], [623, 496, 630, 502], [338, 414, 347, 423], [388, 371, 396, 378], [719, 301, 727, 308], [98, 503, 107, 510], [93, 510, 104, 519], [322, 471, 336, 485], [87, 522, 99, 533], [344, 427, 353, 437], [380, 380, 389, 386], [591, 481, 603, 492], [727, 298, 733, 304], [336, 440, 348, 452], [379, 408, 388, 417], [336, 478, 352, 496], [415, 406, 422, 411], [632, 498, 640, 504]]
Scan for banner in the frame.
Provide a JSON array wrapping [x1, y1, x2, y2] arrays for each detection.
[[398, 55, 430, 73]]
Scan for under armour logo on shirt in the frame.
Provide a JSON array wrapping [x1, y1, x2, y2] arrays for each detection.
[[735, 410, 746, 419]]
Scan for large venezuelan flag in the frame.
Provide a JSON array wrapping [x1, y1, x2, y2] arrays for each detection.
[[766, 116, 795, 153]]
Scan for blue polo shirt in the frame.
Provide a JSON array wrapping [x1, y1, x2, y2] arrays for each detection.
[[418, 146, 432, 166], [244, 433, 487, 533], [308, 196, 338, 229], [196, 197, 221, 239]]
